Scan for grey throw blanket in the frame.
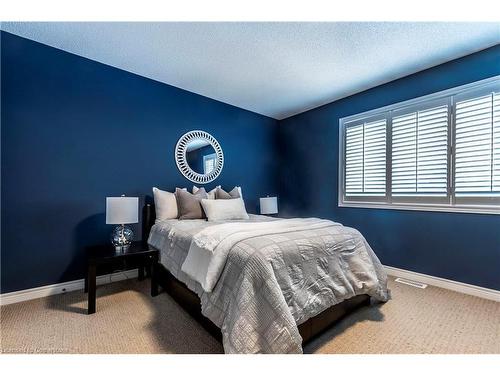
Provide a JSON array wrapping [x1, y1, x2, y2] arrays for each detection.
[[148, 215, 389, 354]]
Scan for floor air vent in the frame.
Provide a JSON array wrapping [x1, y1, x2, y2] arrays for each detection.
[[394, 277, 428, 289]]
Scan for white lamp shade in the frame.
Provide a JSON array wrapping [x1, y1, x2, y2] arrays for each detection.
[[260, 196, 278, 215], [106, 197, 139, 224]]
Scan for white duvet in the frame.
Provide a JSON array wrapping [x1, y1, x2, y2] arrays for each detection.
[[181, 218, 338, 292]]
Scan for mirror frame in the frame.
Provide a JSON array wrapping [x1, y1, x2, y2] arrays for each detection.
[[175, 130, 224, 184]]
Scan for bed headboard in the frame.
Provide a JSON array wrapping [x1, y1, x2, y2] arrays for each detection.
[[142, 198, 156, 244]]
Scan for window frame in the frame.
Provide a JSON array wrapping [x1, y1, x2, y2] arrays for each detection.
[[338, 75, 500, 215], [452, 85, 500, 207], [389, 96, 452, 206], [203, 153, 217, 174], [343, 112, 389, 203]]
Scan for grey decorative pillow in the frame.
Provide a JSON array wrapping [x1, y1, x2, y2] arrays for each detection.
[[215, 187, 241, 199], [193, 185, 219, 199], [176, 187, 208, 219]]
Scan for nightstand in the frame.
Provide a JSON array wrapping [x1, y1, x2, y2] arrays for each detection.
[[85, 241, 159, 314]]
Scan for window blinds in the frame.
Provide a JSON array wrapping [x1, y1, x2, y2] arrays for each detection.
[[392, 105, 448, 196], [345, 124, 364, 195], [363, 119, 387, 195], [341, 77, 500, 211], [345, 119, 386, 196], [494, 93, 500, 192], [392, 112, 417, 194], [455, 93, 500, 196]]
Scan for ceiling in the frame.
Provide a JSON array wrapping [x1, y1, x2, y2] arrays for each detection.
[[2, 22, 499, 119], [186, 139, 210, 152]]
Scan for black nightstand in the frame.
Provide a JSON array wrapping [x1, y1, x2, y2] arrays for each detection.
[[85, 241, 159, 314]]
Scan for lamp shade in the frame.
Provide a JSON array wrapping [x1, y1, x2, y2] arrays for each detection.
[[260, 196, 278, 215], [106, 197, 139, 224]]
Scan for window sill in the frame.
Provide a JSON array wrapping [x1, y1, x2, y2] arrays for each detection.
[[338, 201, 500, 215]]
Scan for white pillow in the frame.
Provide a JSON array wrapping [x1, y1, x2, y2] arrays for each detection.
[[153, 187, 185, 220], [193, 185, 220, 199], [200, 198, 249, 221]]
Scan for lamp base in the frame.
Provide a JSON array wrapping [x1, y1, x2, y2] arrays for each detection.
[[111, 224, 134, 252]]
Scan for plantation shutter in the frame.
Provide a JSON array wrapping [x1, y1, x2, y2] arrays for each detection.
[[363, 119, 387, 195], [392, 103, 449, 198], [345, 124, 364, 195], [341, 77, 500, 212], [344, 117, 387, 197], [494, 93, 500, 192], [454, 90, 500, 201], [392, 112, 417, 194]]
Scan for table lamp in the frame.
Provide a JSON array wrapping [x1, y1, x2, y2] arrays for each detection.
[[260, 196, 278, 215], [106, 196, 139, 251]]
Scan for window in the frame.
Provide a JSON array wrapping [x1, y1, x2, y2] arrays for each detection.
[[203, 153, 216, 174], [391, 100, 449, 202], [454, 91, 500, 205], [339, 76, 500, 214], [345, 117, 386, 198]]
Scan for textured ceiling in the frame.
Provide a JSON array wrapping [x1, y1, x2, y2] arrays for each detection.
[[2, 22, 499, 119]]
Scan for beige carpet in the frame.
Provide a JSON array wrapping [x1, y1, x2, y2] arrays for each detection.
[[1, 277, 498, 354]]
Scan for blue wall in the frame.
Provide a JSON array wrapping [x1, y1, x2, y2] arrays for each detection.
[[277, 45, 500, 290], [1, 32, 278, 293], [2, 30, 499, 294]]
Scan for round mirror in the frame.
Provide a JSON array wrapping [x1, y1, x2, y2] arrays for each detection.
[[175, 130, 224, 183]]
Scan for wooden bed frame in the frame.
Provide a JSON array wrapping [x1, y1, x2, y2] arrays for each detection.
[[142, 201, 370, 346]]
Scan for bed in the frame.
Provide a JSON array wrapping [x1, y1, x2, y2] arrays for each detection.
[[143, 202, 389, 354]]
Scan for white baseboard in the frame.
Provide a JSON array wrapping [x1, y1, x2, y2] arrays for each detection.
[[0, 269, 139, 306], [384, 265, 500, 302], [2, 265, 498, 306]]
